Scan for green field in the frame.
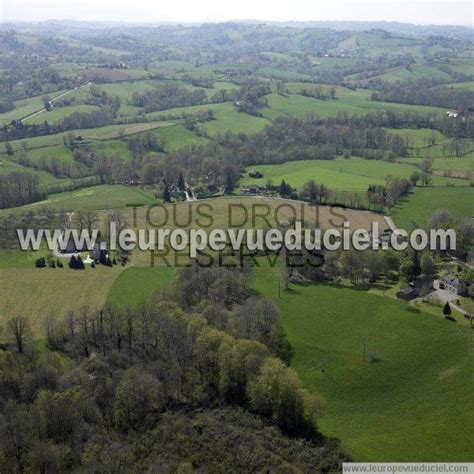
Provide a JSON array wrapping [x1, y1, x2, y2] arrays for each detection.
[[203, 103, 270, 136], [0, 158, 66, 186], [373, 63, 454, 83], [0, 90, 68, 125], [107, 266, 176, 307], [151, 123, 210, 150], [267, 85, 448, 119], [0, 121, 178, 155], [24, 104, 100, 125], [94, 80, 157, 102], [405, 157, 474, 172], [392, 187, 474, 229], [0, 266, 123, 334], [386, 128, 447, 148], [252, 267, 474, 462], [446, 81, 474, 91], [0, 184, 158, 215], [241, 158, 469, 191]]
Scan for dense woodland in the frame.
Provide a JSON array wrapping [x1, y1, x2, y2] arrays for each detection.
[[0, 262, 348, 472]]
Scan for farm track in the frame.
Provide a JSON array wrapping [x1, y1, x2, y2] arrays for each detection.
[[20, 82, 92, 123]]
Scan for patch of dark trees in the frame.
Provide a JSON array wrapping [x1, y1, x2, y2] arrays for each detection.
[[371, 80, 474, 111], [0, 172, 46, 209]]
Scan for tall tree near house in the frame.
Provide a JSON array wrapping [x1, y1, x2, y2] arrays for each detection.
[[177, 171, 186, 191], [300, 180, 319, 203], [69, 255, 78, 269], [76, 210, 99, 234], [7, 316, 31, 354], [412, 251, 421, 277], [163, 185, 171, 203], [421, 253, 436, 277], [279, 180, 289, 196], [42, 94, 52, 111]]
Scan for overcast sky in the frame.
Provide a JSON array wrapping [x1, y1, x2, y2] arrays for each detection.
[[1, 0, 472, 26]]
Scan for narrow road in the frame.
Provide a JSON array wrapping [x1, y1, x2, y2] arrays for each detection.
[[384, 215, 397, 232], [184, 190, 196, 202], [21, 82, 92, 123]]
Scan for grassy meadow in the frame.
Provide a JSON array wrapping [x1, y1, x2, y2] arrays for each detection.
[[0, 266, 123, 335], [252, 266, 474, 462], [106, 266, 176, 307], [0, 184, 158, 215], [241, 158, 470, 191], [392, 187, 474, 229]]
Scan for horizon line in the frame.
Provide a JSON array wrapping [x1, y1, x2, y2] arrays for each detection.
[[1, 18, 473, 28]]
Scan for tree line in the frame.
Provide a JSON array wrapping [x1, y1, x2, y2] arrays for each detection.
[[371, 80, 474, 111], [0, 172, 45, 209]]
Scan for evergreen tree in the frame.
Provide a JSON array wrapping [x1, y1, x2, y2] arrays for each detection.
[[177, 171, 185, 191], [163, 185, 171, 203], [99, 250, 108, 265], [412, 251, 421, 277], [279, 180, 288, 196], [443, 302, 451, 316], [69, 255, 77, 269]]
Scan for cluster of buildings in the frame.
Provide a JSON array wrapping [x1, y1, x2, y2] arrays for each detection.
[[397, 274, 469, 301]]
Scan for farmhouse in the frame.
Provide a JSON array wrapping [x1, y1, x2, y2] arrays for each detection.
[[60, 235, 86, 254], [439, 275, 467, 296], [397, 279, 433, 301], [446, 111, 458, 118], [242, 185, 265, 196], [396, 287, 417, 301], [249, 170, 263, 179]]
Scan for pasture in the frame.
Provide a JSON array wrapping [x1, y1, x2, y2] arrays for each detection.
[[405, 157, 474, 172], [0, 266, 123, 335], [0, 184, 157, 215], [24, 104, 100, 125], [264, 86, 448, 119], [0, 120, 178, 154], [0, 159, 66, 186], [150, 123, 210, 151], [391, 187, 474, 229], [107, 266, 176, 307], [241, 158, 468, 191], [0, 89, 68, 125], [252, 267, 474, 462]]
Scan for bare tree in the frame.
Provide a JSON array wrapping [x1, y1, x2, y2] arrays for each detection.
[[76, 210, 99, 234], [7, 316, 31, 353]]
